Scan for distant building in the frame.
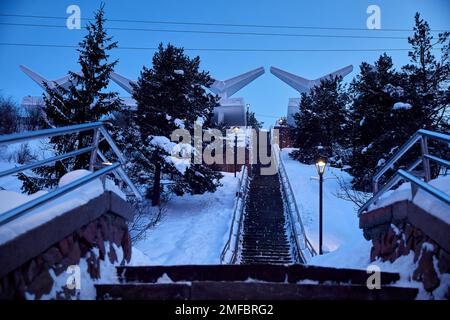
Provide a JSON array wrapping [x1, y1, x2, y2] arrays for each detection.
[[19, 65, 265, 128]]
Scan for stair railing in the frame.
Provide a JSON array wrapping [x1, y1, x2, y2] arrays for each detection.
[[273, 144, 317, 262], [220, 165, 250, 264], [359, 129, 450, 215], [0, 122, 142, 226]]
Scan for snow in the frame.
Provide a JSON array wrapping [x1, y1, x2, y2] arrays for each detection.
[[174, 118, 185, 129], [370, 175, 450, 224], [134, 172, 239, 265], [0, 169, 124, 245], [281, 149, 361, 253], [174, 69, 184, 75], [31, 244, 150, 300], [393, 102, 412, 110], [361, 143, 372, 154], [149, 135, 193, 174], [377, 158, 386, 167], [280, 149, 450, 299]]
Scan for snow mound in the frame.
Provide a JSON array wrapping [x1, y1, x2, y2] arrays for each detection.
[[370, 175, 450, 224], [0, 169, 125, 245], [393, 102, 412, 110]]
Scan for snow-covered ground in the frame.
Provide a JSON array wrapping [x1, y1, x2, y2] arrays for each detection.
[[281, 148, 449, 299], [134, 172, 239, 265], [280, 148, 361, 254]]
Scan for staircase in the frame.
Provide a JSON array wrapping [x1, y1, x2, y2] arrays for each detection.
[[96, 264, 418, 300], [240, 173, 293, 264]]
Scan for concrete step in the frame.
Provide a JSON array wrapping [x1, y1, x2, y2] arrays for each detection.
[[96, 281, 418, 300], [113, 264, 402, 286]]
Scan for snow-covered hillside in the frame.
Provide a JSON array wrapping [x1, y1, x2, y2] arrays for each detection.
[[134, 172, 239, 265], [280, 148, 362, 253]]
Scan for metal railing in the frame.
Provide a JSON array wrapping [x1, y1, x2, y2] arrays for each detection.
[[0, 122, 142, 226], [359, 129, 450, 215], [220, 165, 250, 264], [273, 144, 317, 262]]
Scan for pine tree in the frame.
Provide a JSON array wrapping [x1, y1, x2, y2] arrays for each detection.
[[130, 43, 222, 206], [247, 111, 264, 129], [19, 5, 121, 193], [347, 54, 408, 191], [348, 14, 450, 191], [402, 13, 450, 178], [290, 77, 350, 165], [402, 13, 450, 131]]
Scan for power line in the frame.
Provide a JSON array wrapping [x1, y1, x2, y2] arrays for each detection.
[[0, 42, 438, 52], [0, 22, 410, 40], [1, 12, 449, 33]]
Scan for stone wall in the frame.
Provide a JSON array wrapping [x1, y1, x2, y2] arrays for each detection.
[[0, 192, 133, 300], [360, 200, 450, 295]]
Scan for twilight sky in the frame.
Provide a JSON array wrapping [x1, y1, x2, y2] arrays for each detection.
[[0, 0, 449, 127]]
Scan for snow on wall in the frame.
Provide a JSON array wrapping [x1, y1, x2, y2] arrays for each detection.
[[370, 175, 450, 224], [0, 169, 124, 245]]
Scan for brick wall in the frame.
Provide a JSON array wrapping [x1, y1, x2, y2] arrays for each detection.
[[360, 201, 450, 295], [0, 192, 133, 299]]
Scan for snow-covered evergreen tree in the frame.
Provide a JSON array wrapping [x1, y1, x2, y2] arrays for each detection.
[[348, 14, 450, 191], [402, 13, 449, 132], [290, 77, 350, 165], [129, 43, 222, 206], [347, 54, 408, 191], [19, 5, 121, 193]]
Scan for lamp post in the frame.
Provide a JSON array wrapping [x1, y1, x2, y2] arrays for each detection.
[[246, 104, 250, 128], [315, 158, 326, 255], [232, 126, 239, 177]]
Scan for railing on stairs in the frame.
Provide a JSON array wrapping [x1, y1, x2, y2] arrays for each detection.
[[220, 165, 250, 264], [273, 144, 317, 263], [359, 129, 450, 216], [0, 122, 142, 226]]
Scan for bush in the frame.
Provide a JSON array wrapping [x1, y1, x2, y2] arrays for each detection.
[[0, 96, 20, 134], [14, 143, 37, 164], [24, 107, 43, 131]]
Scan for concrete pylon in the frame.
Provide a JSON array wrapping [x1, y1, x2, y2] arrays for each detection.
[[109, 71, 137, 94], [209, 67, 265, 99], [20, 65, 80, 90], [270, 65, 353, 125], [270, 65, 353, 94]]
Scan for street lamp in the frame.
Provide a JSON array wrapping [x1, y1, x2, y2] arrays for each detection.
[[232, 126, 240, 177], [315, 158, 327, 255], [246, 104, 250, 128]]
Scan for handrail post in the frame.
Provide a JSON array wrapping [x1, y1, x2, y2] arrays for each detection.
[[420, 136, 431, 182], [372, 178, 379, 194], [89, 128, 101, 171]]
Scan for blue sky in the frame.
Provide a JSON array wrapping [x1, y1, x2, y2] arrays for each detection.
[[0, 0, 449, 127]]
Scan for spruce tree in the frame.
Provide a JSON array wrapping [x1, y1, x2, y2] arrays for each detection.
[[247, 111, 264, 129], [290, 76, 350, 165], [19, 5, 121, 193], [348, 14, 450, 191], [130, 43, 222, 206], [402, 13, 449, 131], [347, 54, 408, 191]]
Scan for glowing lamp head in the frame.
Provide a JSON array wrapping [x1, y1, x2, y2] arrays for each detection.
[[315, 159, 327, 175], [232, 126, 240, 135]]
